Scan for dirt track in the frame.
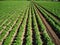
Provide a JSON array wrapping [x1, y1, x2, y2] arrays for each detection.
[[34, 3, 60, 45]]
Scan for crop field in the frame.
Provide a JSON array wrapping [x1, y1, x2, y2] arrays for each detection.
[[0, 1, 60, 45]]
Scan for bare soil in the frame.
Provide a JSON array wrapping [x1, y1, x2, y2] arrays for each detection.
[[34, 4, 60, 45]]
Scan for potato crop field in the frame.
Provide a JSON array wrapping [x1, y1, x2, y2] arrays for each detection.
[[0, 1, 60, 45]]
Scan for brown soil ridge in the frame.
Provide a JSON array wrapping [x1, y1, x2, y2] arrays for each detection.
[[34, 3, 60, 45]]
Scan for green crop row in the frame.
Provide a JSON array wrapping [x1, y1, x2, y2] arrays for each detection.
[[36, 4, 60, 36], [33, 4, 55, 45], [39, 5, 60, 26], [0, 1, 30, 27], [36, 1, 60, 18], [12, 8, 29, 45], [32, 6, 43, 45], [25, 7, 32, 45], [2, 9, 26, 45], [0, 14, 19, 41]]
